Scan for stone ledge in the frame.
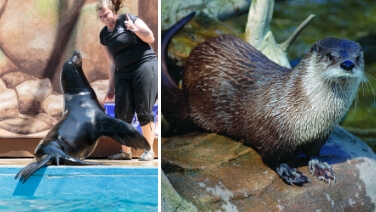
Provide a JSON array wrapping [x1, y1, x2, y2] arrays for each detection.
[[162, 126, 376, 211]]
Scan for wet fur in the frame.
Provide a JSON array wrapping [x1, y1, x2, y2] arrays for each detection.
[[162, 14, 364, 171], [184, 35, 364, 166], [16, 51, 150, 183]]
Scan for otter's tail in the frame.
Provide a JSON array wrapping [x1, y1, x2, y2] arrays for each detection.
[[162, 12, 195, 120]]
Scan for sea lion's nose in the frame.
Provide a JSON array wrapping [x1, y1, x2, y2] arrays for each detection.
[[340, 60, 355, 71], [73, 50, 81, 57]]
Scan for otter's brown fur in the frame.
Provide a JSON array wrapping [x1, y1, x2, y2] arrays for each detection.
[[183, 34, 364, 167]]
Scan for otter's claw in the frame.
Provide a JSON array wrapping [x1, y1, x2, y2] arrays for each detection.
[[276, 163, 309, 186], [309, 159, 335, 184]]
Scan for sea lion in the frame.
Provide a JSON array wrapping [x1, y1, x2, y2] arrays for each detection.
[[162, 13, 365, 185], [15, 51, 150, 183]]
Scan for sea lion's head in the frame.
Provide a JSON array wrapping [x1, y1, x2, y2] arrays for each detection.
[[61, 50, 92, 94], [70, 50, 82, 68]]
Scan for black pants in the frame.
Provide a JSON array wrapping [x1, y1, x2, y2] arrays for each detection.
[[114, 58, 158, 126]]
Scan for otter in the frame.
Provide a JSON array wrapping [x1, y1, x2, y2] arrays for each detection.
[[162, 13, 365, 185]]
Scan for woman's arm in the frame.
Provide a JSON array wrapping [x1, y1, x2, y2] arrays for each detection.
[[124, 13, 155, 44], [102, 45, 116, 101]]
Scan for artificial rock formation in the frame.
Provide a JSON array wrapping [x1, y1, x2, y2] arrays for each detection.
[[162, 127, 376, 211], [0, 0, 157, 138]]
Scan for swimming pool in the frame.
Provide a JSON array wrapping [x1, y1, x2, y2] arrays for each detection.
[[0, 164, 158, 211], [0, 197, 157, 211]]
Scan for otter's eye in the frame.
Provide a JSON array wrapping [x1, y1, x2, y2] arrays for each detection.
[[327, 53, 334, 61], [356, 56, 361, 63]]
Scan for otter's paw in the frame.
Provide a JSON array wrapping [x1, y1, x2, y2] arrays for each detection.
[[308, 159, 335, 185], [276, 163, 309, 186]]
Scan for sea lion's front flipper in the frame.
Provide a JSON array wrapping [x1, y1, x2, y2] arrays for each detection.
[[100, 116, 150, 151], [15, 146, 101, 183], [276, 163, 310, 186], [45, 144, 102, 166], [15, 154, 53, 184], [59, 153, 102, 166]]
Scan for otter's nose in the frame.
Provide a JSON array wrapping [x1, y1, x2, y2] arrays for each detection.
[[340, 60, 355, 71]]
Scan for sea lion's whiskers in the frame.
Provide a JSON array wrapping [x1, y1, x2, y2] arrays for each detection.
[[79, 51, 92, 60]]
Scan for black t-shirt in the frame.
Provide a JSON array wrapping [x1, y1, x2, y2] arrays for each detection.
[[100, 13, 156, 73]]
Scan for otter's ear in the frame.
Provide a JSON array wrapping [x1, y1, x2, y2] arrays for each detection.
[[310, 43, 321, 52]]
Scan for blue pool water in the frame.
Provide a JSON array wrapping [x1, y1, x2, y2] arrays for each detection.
[[0, 166, 158, 211], [0, 197, 157, 211]]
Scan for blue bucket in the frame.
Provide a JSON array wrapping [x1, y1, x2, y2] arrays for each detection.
[[103, 103, 116, 118]]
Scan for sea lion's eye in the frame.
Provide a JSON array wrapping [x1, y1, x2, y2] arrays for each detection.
[[326, 53, 334, 61]]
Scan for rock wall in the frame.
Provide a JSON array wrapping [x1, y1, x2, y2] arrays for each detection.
[[0, 0, 158, 137], [162, 127, 376, 211]]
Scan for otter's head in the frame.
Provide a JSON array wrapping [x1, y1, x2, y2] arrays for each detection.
[[308, 37, 365, 86], [295, 38, 365, 142], [61, 50, 92, 94]]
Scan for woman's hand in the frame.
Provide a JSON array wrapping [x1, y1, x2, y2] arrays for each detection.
[[124, 14, 154, 43], [103, 88, 115, 102], [124, 14, 139, 32]]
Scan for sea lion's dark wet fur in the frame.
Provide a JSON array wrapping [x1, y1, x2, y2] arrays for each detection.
[[162, 13, 365, 185], [16, 51, 150, 183]]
